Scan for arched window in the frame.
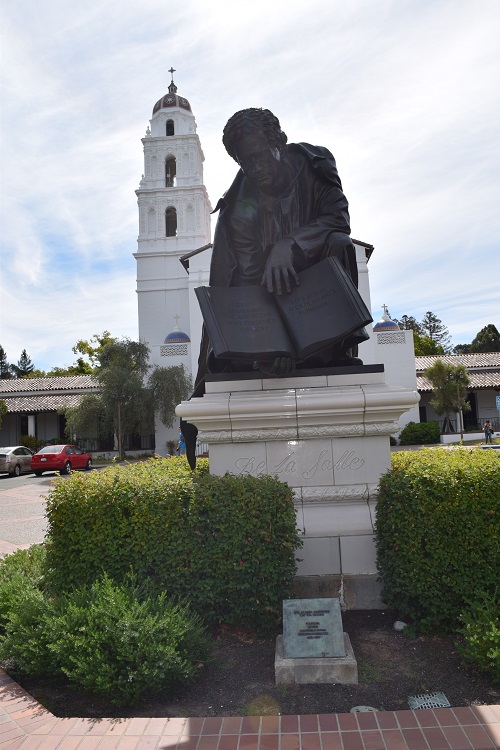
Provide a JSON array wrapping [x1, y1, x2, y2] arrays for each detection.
[[165, 207, 177, 237], [165, 156, 176, 187], [166, 119, 174, 136]]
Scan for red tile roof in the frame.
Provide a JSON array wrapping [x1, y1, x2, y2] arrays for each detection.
[[416, 352, 500, 392], [0, 376, 100, 413], [0, 375, 97, 393]]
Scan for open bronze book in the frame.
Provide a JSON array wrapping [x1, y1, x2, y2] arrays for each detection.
[[195, 256, 372, 362]]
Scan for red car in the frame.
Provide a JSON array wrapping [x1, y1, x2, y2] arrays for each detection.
[[30, 444, 93, 476]]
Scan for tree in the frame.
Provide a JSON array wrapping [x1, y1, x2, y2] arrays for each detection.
[[0, 400, 7, 429], [453, 324, 500, 354], [424, 360, 470, 434], [453, 343, 471, 354], [395, 312, 452, 351], [72, 331, 115, 371], [0, 347, 13, 379], [97, 339, 153, 458], [394, 315, 422, 333], [46, 357, 94, 376], [420, 311, 451, 352], [413, 333, 444, 356], [64, 337, 191, 458], [64, 394, 109, 444], [149, 365, 192, 427], [470, 324, 500, 352], [10, 349, 35, 378]]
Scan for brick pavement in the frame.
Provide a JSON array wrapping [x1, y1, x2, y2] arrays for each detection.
[[1, 670, 499, 750]]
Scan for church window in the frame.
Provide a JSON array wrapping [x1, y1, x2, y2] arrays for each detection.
[[166, 119, 175, 136], [165, 206, 177, 237], [165, 156, 176, 187]]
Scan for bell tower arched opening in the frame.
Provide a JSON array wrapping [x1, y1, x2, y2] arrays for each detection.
[[165, 156, 176, 187], [165, 206, 177, 237], [166, 119, 174, 136]]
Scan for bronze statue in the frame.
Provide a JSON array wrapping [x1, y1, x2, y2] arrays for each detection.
[[183, 108, 369, 466], [196, 107, 367, 383]]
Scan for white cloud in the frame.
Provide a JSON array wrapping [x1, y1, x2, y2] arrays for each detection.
[[1, 0, 499, 372]]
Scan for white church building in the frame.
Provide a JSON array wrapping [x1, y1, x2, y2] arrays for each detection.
[[134, 73, 212, 452], [134, 75, 418, 454]]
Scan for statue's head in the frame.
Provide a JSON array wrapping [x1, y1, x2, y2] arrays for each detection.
[[223, 108, 288, 160], [223, 109, 288, 192]]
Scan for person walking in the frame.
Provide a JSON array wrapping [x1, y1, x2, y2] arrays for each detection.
[[483, 420, 493, 444]]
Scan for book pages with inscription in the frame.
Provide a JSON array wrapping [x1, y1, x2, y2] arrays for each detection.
[[274, 256, 372, 359], [195, 256, 372, 361]]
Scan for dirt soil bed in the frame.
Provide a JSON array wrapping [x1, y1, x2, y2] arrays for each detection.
[[14, 610, 499, 718]]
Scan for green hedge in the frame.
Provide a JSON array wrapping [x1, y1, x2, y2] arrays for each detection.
[[458, 590, 500, 682], [399, 420, 441, 445], [44, 457, 301, 634], [376, 448, 500, 632]]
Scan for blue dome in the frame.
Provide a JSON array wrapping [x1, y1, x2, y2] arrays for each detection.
[[373, 319, 401, 332], [373, 307, 401, 332], [164, 330, 191, 343]]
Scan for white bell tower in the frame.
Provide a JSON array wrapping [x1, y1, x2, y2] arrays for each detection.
[[134, 70, 212, 382]]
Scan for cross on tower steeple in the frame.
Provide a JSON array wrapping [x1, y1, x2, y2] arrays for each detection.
[[168, 67, 178, 94]]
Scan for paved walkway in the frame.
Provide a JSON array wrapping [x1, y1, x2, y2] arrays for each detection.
[[0, 477, 51, 556], [1, 670, 499, 750]]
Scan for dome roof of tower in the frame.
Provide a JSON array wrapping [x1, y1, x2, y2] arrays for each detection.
[[153, 84, 191, 116], [373, 307, 401, 332], [164, 329, 191, 344]]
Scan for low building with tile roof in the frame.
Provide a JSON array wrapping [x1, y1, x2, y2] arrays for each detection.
[[416, 352, 500, 433], [0, 376, 99, 446]]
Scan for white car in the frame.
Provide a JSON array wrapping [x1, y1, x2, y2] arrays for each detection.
[[0, 446, 35, 477]]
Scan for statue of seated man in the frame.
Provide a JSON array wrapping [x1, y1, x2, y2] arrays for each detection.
[[194, 107, 368, 390]]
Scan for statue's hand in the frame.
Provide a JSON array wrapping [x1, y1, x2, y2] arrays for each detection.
[[262, 238, 299, 295], [256, 357, 296, 376]]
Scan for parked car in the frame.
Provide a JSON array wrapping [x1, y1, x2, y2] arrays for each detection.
[[30, 444, 93, 476], [0, 446, 35, 477]]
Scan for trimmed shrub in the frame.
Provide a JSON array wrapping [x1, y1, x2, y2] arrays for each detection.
[[0, 573, 210, 705], [0, 545, 46, 630], [44, 457, 301, 634], [458, 591, 500, 682], [19, 435, 40, 452], [376, 448, 500, 632], [48, 574, 210, 705], [0, 586, 54, 676], [398, 420, 441, 445]]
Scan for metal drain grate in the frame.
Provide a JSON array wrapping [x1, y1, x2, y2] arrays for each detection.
[[408, 692, 451, 709]]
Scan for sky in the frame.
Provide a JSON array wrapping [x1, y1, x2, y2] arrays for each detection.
[[1, 0, 499, 373]]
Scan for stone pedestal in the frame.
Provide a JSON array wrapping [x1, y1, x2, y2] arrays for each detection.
[[275, 633, 358, 684], [176, 365, 419, 598]]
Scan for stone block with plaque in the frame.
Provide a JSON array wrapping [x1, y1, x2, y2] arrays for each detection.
[[275, 598, 358, 684]]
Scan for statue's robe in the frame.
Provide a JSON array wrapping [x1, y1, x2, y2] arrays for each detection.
[[194, 143, 368, 392]]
